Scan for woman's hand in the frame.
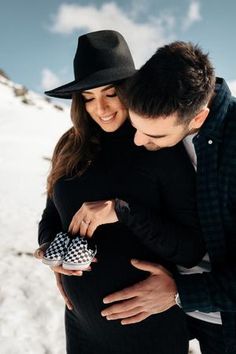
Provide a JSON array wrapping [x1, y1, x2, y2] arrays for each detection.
[[34, 242, 50, 259], [33, 243, 85, 276], [34, 242, 93, 310], [69, 200, 118, 237], [54, 272, 73, 310]]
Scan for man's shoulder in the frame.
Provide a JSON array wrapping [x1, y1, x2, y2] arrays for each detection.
[[223, 97, 236, 139], [219, 99, 236, 173], [228, 96, 236, 121]]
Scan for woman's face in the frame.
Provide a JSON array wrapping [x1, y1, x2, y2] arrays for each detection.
[[81, 85, 128, 132]]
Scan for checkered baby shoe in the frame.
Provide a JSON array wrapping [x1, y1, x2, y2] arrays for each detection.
[[63, 236, 97, 270], [42, 232, 70, 267]]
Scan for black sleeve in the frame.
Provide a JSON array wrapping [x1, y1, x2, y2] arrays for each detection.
[[175, 261, 236, 312], [38, 197, 62, 246], [115, 200, 204, 268], [115, 144, 205, 268], [175, 175, 236, 312]]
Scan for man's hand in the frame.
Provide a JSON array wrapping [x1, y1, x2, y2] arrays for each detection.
[[101, 259, 177, 325], [69, 200, 118, 236]]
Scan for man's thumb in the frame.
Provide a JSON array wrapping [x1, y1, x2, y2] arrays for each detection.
[[131, 259, 161, 274]]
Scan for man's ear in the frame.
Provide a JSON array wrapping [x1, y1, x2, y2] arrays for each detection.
[[189, 107, 210, 130]]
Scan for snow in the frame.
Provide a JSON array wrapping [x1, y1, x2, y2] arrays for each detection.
[[0, 76, 70, 354], [0, 75, 200, 353]]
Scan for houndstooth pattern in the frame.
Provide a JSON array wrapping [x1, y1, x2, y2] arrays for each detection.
[[43, 232, 69, 265], [63, 236, 97, 270]]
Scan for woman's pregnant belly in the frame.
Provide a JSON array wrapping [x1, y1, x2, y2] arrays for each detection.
[[61, 226, 189, 354], [62, 226, 150, 332]]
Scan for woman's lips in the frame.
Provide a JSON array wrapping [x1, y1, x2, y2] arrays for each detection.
[[99, 113, 116, 123]]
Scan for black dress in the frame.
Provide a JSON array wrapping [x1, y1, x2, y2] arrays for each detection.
[[39, 121, 204, 354]]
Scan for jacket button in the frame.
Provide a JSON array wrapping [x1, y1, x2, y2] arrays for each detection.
[[208, 139, 213, 144]]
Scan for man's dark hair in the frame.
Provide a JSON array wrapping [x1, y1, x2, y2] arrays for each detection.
[[123, 41, 215, 122]]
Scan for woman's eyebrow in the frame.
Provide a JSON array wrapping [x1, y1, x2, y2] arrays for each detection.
[[83, 85, 114, 95], [101, 85, 114, 92], [82, 90, 93, 95]]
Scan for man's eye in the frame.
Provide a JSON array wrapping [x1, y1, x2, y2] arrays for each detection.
[[107, 93, 117, 97]]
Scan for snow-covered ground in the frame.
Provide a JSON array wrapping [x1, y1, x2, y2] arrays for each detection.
[[0, 75, 70, 354], [0, 74, 201, 353]]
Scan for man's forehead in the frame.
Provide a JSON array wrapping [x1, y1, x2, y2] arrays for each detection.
[[129, 109, 178, 121], [129, 110, 178, 134]]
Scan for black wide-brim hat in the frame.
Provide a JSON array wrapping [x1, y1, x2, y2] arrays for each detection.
[[45, 30, 136, 99]]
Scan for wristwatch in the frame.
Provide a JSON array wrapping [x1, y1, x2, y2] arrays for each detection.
[[174, 292, 182, 308]]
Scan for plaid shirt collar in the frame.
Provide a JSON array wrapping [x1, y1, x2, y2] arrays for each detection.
[[193, 78, 232, 145]]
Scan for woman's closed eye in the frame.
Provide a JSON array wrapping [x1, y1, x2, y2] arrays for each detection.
[[83, 97, 94, 103], [83, 92, 117, 103], [106, 92, 117, 98]]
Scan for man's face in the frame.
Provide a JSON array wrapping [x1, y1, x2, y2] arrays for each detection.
[[129, 110, 192, 151]]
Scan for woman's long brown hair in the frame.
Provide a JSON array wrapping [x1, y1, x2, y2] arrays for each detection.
[[47, 93, 100, 196]]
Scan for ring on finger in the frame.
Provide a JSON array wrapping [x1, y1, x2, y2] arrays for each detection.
[[81, 219, 91, 225]]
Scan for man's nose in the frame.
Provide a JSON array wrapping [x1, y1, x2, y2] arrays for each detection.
[[134, 130, 146, 146]]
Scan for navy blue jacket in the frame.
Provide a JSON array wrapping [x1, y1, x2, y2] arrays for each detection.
[[175, 78, 236, 352], [116, 78, 236, 352]]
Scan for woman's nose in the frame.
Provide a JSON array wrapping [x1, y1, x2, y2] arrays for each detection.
[[96, 98, 108, 115]]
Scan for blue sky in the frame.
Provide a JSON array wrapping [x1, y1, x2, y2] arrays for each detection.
[[1, 0, 236, 95]]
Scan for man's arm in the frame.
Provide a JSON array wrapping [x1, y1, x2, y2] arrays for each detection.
[[175, 261, 236, 313], [101, 259, 177, 325], [115, 144, 205, 267], [115, 199, 205, 267], [101, 260, 236, 325]]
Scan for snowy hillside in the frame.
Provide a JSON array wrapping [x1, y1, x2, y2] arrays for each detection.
[[0, 73, 70, 354], [0, 72, 201, 353]]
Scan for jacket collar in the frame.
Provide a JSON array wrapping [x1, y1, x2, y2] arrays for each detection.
[[193, 78, 232, 144]]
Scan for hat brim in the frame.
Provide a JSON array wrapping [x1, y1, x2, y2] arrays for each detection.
[[45, 66, 136, 99]]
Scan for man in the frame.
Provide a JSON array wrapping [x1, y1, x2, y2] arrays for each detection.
[[100, 42, 236, 354], [35, 41, 235, 353]]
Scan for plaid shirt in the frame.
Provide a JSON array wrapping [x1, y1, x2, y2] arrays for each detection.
[[176, 78, 236, 353]]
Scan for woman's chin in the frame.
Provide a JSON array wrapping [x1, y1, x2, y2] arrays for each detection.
[[99, 120, 124, 132]]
